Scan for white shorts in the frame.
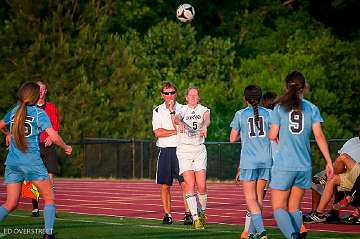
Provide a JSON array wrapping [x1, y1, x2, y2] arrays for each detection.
[[177, 144, 207, 175]]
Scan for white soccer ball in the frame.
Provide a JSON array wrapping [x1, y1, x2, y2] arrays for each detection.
[[176, 4, 195, 22]]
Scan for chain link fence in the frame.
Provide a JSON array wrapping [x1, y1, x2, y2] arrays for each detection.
[[57, 138, 348, 180]]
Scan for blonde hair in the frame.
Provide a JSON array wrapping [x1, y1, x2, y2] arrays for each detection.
[[12, 82, 40, 151]]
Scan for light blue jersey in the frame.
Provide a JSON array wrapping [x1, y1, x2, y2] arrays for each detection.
[[3, 105, 52, 166], [230, 106, 272, 169], [270, 99, 323, 171]]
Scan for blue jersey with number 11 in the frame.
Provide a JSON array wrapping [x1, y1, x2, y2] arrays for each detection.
[[270, 99, 323, 171], [230, 106, 272, 169]]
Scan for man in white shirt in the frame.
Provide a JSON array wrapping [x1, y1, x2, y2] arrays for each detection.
[[152, 81, 191, 225], [306, 127, 360, 223]]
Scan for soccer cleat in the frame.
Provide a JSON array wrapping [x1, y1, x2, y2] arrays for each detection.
[[304, 211, 327, 223], [184, 212, 193, 225], [43, 233, 56, 239], [32, 209, 40, 217], [162, 214, 173, 224], [341, 214, 360, 224], [291, 232, 300, 239], [198, 211, 207, 225], [247, 234, 256, 239], [257, 231, 267, 239], [193, 218, 205, 230], [240, 230, 248, 239]]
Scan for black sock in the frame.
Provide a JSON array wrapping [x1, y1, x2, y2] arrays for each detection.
[[32, 199, 39, 210]]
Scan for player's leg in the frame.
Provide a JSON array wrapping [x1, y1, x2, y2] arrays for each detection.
[[1, 165, 25, 222], [0, 183, 22, 221], [244, 180, 265, 237], [288, 187, 305, 233], [195, 169, 207, 226], [270, 169, 296, 239], [255, 178, 268, 239], [183, 171, 197, 217], [272, 189, 295, 239], [174, 149, 192, 225]]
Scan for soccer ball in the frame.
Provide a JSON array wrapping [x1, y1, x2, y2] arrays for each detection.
[[176, 4, 195, 22]]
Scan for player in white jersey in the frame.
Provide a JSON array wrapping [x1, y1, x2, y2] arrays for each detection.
[[173, 86, 210, 230]]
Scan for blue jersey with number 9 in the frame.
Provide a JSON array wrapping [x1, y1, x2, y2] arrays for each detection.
[[270, 99, 323, 171], [3, 105, 52, 166], [230, 106, 272, 169]]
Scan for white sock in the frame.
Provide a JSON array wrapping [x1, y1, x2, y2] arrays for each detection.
[[244, 210, 251, 231], [198, 193, 207, 212], [185, 194, 199, 220]]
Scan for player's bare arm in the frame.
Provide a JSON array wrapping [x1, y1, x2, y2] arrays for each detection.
[[0, 120, 10, 147], [45, 127, 72, 155], [312, 122, 334, 179], [199, 111, 211, 137], [154, 128, 177, 138], [229, 129, 240, 143], [268, 123, 279, 141]]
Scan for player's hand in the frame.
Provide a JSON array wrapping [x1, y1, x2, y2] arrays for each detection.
[[235, 169, 240, 184], [44, 137, 53, 147], [325, 162, 334, 180], [179, 123, 185, 133], [168, 100, 174, 111], [64, 145, 72, 155], [200, 128, 207, 137], [5, 133, 11, 150]]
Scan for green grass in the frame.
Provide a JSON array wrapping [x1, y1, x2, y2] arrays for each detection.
[[0, 210, 359, 239]]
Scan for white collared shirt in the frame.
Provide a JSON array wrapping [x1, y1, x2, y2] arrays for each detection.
[[152, 102, 183, 147], [338, 137, 360, 163]]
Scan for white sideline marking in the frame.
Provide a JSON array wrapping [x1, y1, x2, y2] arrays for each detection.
[[8, 213, 345, 238]]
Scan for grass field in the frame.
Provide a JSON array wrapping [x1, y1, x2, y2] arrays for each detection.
[[1, 210, 359, 239]]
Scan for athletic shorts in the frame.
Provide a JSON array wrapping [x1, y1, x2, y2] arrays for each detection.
[[338, 163, 360, 191], [4, 164, 48, 184], [177, 144, 207, 175], [40, 143, 58, 174], [239, 168, 270, 181], [312, 170, 326, 194], [270, 168, 312, 190], [156, 147, 184, 186]]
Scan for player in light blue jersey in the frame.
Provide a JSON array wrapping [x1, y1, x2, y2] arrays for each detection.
[[0, 82, 72, 239], [230, 85, 272, 239], [237, 90, 278, 239], [268, 71, 333, 239]]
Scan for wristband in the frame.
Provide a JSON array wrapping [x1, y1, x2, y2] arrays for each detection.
[[170, 111, 176, 115]]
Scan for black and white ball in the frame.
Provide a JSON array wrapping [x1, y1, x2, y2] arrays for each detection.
[[176, 4, 195, 22]]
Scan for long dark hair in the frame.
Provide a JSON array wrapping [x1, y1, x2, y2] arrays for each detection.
[[12, 82, 40, 151], [276, 70, 306, 112], [244, 85, 262, 129]]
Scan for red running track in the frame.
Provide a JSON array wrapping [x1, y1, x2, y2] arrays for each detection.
[[0, 179, 359, 234]]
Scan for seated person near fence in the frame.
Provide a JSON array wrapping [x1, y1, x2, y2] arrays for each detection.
[[306, 127, 360, 223]]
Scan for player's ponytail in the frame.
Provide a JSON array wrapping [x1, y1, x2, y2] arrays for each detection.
[[244, 85, 262, 129], [12, 82, 40, 151], [276, 70, 306, 112]]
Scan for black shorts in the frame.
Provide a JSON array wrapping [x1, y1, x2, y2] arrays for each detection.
[[39, 143, 58, 174], [156, 147, 184, 186]]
